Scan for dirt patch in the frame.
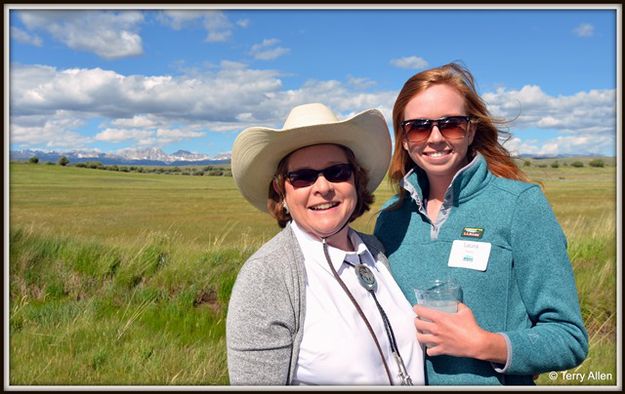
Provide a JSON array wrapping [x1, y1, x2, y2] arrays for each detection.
[[193, 288, 220, 313]]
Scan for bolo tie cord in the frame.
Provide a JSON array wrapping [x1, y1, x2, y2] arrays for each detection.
[[347, 259, 401, 353], [344, 257, 413, 385], [322, 238, 394, 385]]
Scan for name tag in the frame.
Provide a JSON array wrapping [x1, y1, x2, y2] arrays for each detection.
[[448, 240, 491, 271]]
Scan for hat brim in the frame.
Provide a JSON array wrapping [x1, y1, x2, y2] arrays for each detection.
[[232, 109, 391, 212]]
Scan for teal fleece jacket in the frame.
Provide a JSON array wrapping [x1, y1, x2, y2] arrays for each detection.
[[374, 154, 588, 385]]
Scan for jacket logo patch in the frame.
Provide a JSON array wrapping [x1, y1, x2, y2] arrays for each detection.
[[462, 227, 484, 239]]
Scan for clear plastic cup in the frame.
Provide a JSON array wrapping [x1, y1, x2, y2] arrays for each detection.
[[414, 279, 462, 313]]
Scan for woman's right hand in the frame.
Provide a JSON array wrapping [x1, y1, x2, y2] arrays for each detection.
[[413, 303, 507, 364]]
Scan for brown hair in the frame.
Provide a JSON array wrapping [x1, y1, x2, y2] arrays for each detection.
[[267, 144, 374, 228], [389, 62, 531, 201]]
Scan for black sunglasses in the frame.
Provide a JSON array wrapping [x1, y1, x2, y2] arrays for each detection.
[[286, 163, 353, 188], [400, 116, 471, 143]]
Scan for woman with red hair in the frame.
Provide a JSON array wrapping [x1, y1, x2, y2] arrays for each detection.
[[374, 63, 587, 385]]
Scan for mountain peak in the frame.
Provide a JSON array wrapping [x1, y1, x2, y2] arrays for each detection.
[[115, 147, 170, 161], [10, 148, 231, 165]]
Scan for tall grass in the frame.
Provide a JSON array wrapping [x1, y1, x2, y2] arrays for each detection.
[[535, 213, 618, 385], [9, 226, 261, 385]]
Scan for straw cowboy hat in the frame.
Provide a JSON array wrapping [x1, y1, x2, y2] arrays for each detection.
[[231, 103, 391, 212]]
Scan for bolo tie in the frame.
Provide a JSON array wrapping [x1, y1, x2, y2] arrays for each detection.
[[321, 238, 413, 386]]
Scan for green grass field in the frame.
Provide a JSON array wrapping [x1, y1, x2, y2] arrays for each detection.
[[8, 160, 618, 386]]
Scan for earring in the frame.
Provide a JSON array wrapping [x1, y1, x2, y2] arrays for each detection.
[[282, 200, 289, 214]]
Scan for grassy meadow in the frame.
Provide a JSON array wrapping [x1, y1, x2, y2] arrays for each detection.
[[7, 158, 618, 386]]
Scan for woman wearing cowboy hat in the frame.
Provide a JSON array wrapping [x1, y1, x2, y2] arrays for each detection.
[[226, 103, 425, 385]]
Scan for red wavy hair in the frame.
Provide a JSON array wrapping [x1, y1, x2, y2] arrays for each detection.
[[389, 62, 531, 200]]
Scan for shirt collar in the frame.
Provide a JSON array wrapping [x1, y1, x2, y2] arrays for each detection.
[[289, 220, 374, 272], [400, 152, 484, 205], [345, 233, 375, 267]]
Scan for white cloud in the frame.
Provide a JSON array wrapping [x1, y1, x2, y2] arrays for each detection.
[[11, 26, 42, 46], [156, 128, 204, 138], [202, 11, 234, 42], [503, 134, 614, 157], [157, 10, 202, 30], [111, 115, 160, 129], [573, 23, 594, 37], [92, 87, 236, 146], [553, 134, 614, 155], [156, 128, 206, 145], [94, 127, 206, 147], [348, 76, 376, 89], [250, 79, 396, 127], [207, 30, 231, 42], [157, 10, 234, 42], [10, 111, 93, 149], [237, 19, 250, 28], [235, 112, 254, 122], [9, 62, 285, 149], [156, 129, 206, 141], [9, 62, 399, 151], [252, 38, 279, 48], [485, 85, 615, 155], [250, 38, 290, 60], [390, 56, 429, 69], [18, 10, 144, 59], [483, 85, 615, 135], [95, 128, 153, 143], [9, 62, 616, 156]]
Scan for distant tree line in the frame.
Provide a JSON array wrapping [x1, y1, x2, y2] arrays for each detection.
[[71, 161, 232, 177], [28, 155, 69, 166], [27, 155, 231, 176], [521, 158, 606, 168]]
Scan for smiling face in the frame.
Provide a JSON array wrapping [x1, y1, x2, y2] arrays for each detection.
[[402, 83, 476, 189], [283, 144, 357, 246]]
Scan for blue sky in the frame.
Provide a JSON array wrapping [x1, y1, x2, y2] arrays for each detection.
[[7, 6, 619, 157]]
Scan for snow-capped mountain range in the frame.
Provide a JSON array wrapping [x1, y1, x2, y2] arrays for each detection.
[[10, 147, 232, 166]]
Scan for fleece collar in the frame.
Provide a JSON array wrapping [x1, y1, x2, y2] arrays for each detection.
[[400, 153, 492, 208]]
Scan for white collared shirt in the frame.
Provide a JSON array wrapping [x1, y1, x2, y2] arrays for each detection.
[[289, 221, 425, 385]]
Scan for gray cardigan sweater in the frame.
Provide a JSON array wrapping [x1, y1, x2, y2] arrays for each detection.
[[225, 224, 389, 385]]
